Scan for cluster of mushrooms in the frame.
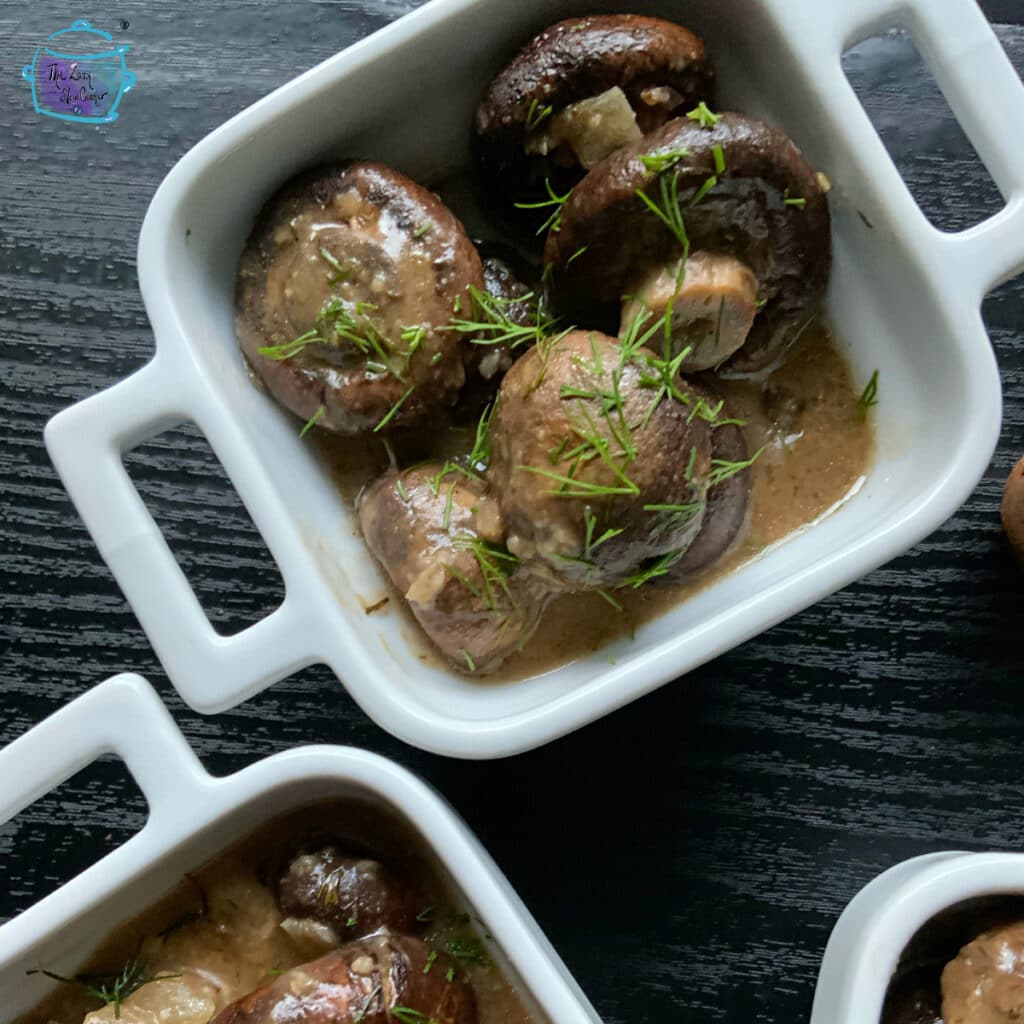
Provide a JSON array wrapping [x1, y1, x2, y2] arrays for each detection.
[[213, 846, 477, 1023], [235, 14, 832, 673]]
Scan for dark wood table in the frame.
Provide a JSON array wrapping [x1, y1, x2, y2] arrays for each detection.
[[1, 3, 1021, 1021]]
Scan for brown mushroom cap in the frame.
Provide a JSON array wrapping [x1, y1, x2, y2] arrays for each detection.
[[488, 329, 713, 589], [357, 465, 552, 673], [659, 412, 751, 583], [235, 162, 483, 436], [546, 113, 831, 372], [475, 15, 714, 207], [1001, 454, 1024, 561]]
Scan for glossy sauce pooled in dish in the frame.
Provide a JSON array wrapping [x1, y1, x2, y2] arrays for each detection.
[[17, 803, 540, 1024]]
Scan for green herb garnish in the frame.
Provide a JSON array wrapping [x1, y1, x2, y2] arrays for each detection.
[[448, 936, 492, 967], [300, 404, 325, 438], [319, 246, 348, 283], [708, 447, 764, 487], [28, 960, 176, 1019], [856, 369, 879, 420], [460, 649, 477, 672], [784, 196, 807, 208], [641, 148, 690, 174], [686, 101, 720, 128], [712, 144, 726, 175], [373, 384, 416, 433], [412, 222, 433, 239], [448, 285, 557, 352], [526, 97, 554, 130], [423, 950, 439, 974], [514, 178, 572, 235]]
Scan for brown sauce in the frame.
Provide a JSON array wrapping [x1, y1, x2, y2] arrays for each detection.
[[17, 802, 540, 1024], [315, 322, 873, 677]]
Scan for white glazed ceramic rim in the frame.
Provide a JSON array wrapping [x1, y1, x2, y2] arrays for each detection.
[[42, 0, 1024, 758], [0, 675, 600, 1022], [809, 850, 1024, 1024]]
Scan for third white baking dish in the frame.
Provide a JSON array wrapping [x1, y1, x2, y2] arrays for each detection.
[[810, 849, 1024, 1024], [44, 0, 1024, 756]]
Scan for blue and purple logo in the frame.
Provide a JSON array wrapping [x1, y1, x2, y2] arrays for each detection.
[[22, 20, 135, 124]]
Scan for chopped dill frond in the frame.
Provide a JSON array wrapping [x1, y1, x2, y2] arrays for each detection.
[[514, 178, 572, 235], [686, 101, 720, 128]]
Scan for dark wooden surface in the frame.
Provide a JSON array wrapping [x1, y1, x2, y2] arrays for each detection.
[[1, 3, 1022, 1022]]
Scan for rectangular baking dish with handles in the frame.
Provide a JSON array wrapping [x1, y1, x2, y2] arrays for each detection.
[[44, 0, 1024, 757], [0, 674, 600, 1022], [810, 849, 1024, 1024]]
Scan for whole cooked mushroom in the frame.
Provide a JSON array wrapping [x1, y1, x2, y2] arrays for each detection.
[[277, 847, 423, 941], [235, 162, 483, 436], [1002, 454, 1024, 561], [475, 15, 714, 214], [210, 935, 477, 1024], [487, 329, 715, 590], [546, 112, 831, 373], [357, 463, 552, 673]]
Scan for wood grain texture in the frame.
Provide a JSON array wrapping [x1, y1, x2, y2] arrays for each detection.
[[0, 5, 1022, 1024]]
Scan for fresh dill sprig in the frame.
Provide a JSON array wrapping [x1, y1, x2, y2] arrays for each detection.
[[423, 950, 439, 974], [258, 329, 319, 361], [393, 1008, 438, 1024], [566, 245, 588, 266], [712, 144, 726, 175], [28, 960, 176, 1019], [319, 246, 348, 284], [300, 404, 325, 438], [856, 369, 879, 420], [459, 649, 477, 672], [353, 984, 383, 1024], [526, 96, 554, 130], [783, 193, 807, 208], [641, 148, 690, 174], [686, 101, 720, 128], [450, 534, 520, 613], [618, 549, 685, 589], [448, 285, 556, 351], [373, 385, 415, 433], [412, 221, 433, 239], [514, 178, 572, 235], [636, 172, 690, 252], [708, 446, 765, 487], [449, 936, 492, 967], [583, 508, 623, 561], [596, 588, 624, 611]]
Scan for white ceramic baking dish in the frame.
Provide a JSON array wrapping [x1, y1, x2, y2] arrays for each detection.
[[0, 674, 600, 1022], [810, 849, 1024, 1024], [43, 0, 1024, 757]]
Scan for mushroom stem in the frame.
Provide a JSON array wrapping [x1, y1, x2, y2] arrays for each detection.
[[621, 251, 759, 369], [526, 86, 643, 169]]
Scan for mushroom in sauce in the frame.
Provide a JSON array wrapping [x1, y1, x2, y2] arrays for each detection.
[[475, 15, 714, 217], [357, 463, 553, 673], [209, 935, 477, 1024], [546, 112, 832, 373], [1001, 455, 1024, 561], [277, 848, 424, 943], [235, 162, 483, 436], [487, 329, 715, 590]]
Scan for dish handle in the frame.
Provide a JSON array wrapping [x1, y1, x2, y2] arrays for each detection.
[[0, 674, 208, 828], [44, 357, 320, 714]]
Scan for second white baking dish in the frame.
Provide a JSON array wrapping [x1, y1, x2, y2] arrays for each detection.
[[44, 0, 1024, 756], [0, 675, 600, 1022]]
